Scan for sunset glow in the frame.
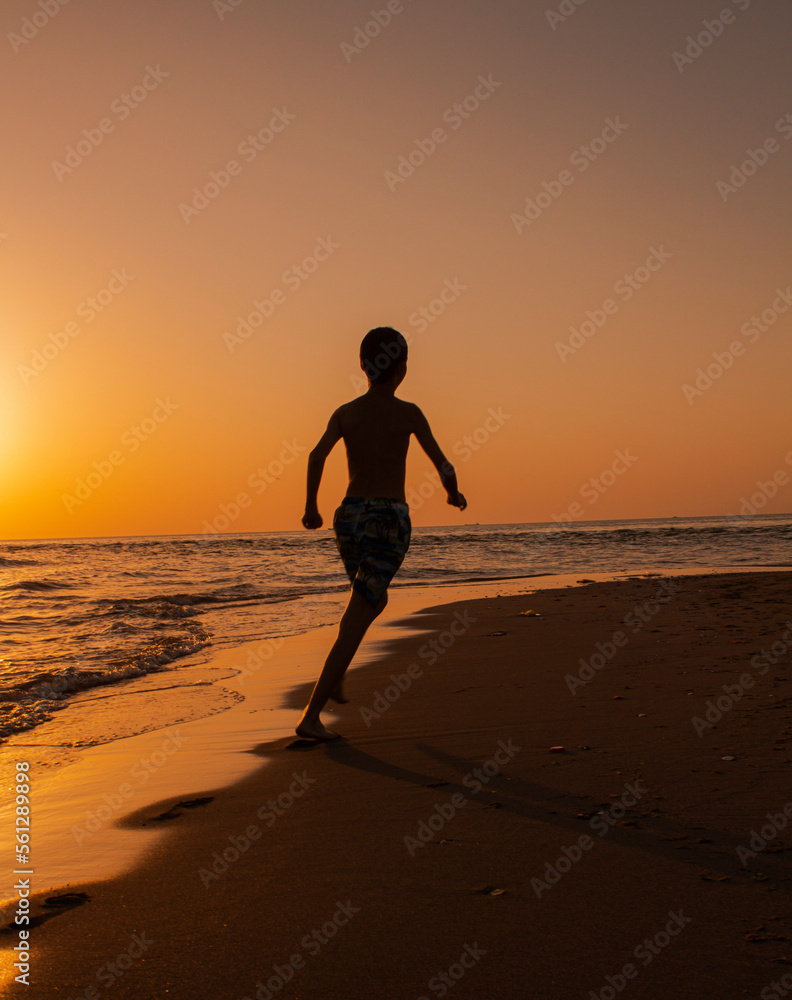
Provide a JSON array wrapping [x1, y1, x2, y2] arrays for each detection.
[[3, 0, 790, 539]]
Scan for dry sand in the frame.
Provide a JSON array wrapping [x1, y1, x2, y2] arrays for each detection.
[[3, 570, 791, 999]]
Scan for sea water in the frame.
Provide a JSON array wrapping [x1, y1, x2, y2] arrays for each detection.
[[2, 513, 790, 744]]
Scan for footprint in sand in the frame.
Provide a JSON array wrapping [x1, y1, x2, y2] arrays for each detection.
[[150, 796, 214, 823], [1, 892, 90, 934], [472, 885, 507, 896], [43, 892, 90, 908]]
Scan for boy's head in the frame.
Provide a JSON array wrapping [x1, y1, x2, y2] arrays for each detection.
[[360, 327, 408, 385]]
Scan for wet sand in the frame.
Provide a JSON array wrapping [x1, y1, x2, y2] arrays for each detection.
[[3, 570, 791, 999]]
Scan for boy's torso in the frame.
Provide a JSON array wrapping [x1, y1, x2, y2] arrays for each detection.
[[338, 394, 416, 502]]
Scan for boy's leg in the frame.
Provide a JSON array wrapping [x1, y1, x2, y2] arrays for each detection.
[[296, 498, 410, 740], [296, 588, 388, 740]]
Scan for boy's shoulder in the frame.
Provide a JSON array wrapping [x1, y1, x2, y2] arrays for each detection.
[[339, 395, 423, 418]]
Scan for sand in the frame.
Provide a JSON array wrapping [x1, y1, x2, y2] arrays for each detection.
[[3, 570, 791, 999]]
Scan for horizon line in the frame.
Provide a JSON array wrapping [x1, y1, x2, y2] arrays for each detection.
[[2, 511, 790, 545]]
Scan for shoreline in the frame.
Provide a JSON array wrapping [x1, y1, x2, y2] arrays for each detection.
[[2, 563, 785, 904], [1, 574, 551, 910], [3, 567, 792, 998], [3, 550, 790, 755]]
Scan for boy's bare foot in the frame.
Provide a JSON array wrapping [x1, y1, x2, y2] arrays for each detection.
[[295, 720, 341, 741], [329, 685, 349, 704]]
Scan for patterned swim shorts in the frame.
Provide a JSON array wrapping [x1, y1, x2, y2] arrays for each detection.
[[333, 496, 411, 608]]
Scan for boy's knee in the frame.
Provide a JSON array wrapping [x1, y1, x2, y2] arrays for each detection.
[[348, 588, 385, 621]]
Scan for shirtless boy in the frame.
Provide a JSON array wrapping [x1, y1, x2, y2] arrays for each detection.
[[296, 327, 467, 740]]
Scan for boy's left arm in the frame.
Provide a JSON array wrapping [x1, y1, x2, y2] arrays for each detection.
[[411, 405, 467, 511], [302, 408, 344, 529]]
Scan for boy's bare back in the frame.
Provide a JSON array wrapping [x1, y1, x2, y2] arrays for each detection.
[[336, 393, 417, 500], [310, 391, 457, 506]]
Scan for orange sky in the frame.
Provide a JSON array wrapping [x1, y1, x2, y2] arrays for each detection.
[[2, 0, 791, 539]]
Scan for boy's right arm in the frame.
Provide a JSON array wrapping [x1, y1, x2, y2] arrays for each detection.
[[411, 405, 467, 511], [302, 408, 344, 529]]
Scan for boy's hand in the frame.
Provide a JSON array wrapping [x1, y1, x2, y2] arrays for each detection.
[[302, 509, 323, 529], [447, 492, 467, 512]]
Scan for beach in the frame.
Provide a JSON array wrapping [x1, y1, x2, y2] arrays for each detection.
[[3, 568, 792, 999], [5, 0, 791, 994]]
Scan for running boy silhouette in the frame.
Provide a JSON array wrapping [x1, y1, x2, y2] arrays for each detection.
[[296, 327, 467, 740]]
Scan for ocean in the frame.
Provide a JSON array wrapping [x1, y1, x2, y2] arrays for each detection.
[[2, 513, 790, 745]]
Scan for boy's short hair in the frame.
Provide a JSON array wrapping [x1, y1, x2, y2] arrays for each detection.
[[360, 327, 408, 384]]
